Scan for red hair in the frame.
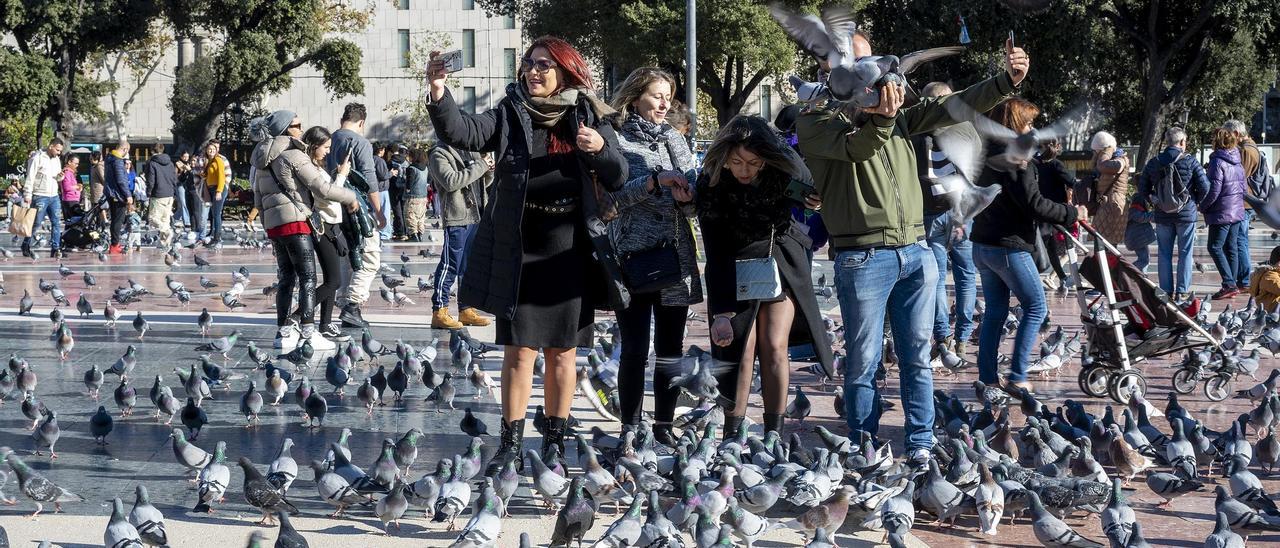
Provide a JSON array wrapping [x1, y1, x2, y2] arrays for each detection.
[[523, 36, 594, 153]]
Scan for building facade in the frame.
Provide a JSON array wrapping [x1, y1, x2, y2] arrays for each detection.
[[73, 0, 525, 145]]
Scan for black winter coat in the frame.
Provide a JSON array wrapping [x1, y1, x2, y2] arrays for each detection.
[[972, 142, 1079, 253], [426, 84, 630, 320]]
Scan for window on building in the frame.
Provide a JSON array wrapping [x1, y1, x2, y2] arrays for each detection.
[[503, 14, 516, 29], [398, 30, 411, 68], [397, 0, 409, 9], [462, 29, 476, 68], [463, 87, 478, 114], [760, 85, 773, 121], [463, 0, 474, 9], [504, 48, 517, 84]]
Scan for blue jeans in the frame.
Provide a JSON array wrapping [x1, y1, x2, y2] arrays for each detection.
[[209, 192, 226, 242], [1237, 211, 1253, 287], [174, 187, 190, 226], [924, 212, 977, 342], [1207, 221, 1243, 288], [24, 196, 62, 250], [1156, 221, 1197, 295], [379, 191, 393, 240], [834, 242, 937, 452], [1133, 245, 1150, 272], [431, 225, 474, 310], [973, 243, 1046, 383]]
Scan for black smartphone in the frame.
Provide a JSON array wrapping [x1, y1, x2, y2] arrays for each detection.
[[784, 178, 816, 206], [1009, 30, 1016, 49]]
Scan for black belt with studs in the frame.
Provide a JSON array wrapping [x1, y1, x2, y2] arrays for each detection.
[[525, 197, 578, 214]]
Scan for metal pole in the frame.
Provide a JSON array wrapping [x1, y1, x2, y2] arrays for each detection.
[[686, 0, 697, 145]]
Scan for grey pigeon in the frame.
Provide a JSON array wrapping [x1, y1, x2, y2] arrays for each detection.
[[434, 455, 472, 528], [4, 450, 83, 516], [1101, 478, 1135, 548], [268, 438, 299, 494], [638, 489, 686, 547], [527, 448, 570, 509], [880, 479, 916, 548], [171, 429, 212, 474], [31, 410, 59, 458], [394, 428, 423, 473], [785, 385, 811, 424], [375, 481, 410, 533], [105, 497, 143, 548], [128, 485, 167, 547], [132, 311, 148, 339], [194, 442, 230, 513], [275, 510, 308, 548], [551, 478, 596, 547], [1027, 490, 1103, 547], [303, 388, 327, 427], [449, 478, 502, 547], [460, 407, 488, 437], [1215, 484, 1280, 537], [238, 457, 298, 524], [406, 459, 450, 517], [1146, 471, 1203, 507], [89, 406, 113, 445], [594, 492, 644, 547], [241, 381, 263, 426], [1205, 511, 1247, 548], [310, 460, 364, 518], [84, 364, 104, 400]]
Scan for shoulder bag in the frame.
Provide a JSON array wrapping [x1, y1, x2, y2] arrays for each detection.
[[621, 178, 683, 294], [735, 227, 782, 301], [269, 161, 324, 236]]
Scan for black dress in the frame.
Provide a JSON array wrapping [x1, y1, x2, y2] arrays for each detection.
[[495, 128, 596, 348]]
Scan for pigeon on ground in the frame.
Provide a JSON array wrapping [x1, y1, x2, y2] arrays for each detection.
[[268, 438, 299, 494], [128, 485, 167, 547], [551, 478, 597, 548], [89, 406, 113, 445], [275, 510, 309, 548], [32, 410, 60, 458], [1205, 511, 1247, 548], [104, 497, 143, 548], [375, 481, 410, 534], [171, 429, 212, 475], [238, 457, 298, 525], [3, 450, 84, 517], [132, 311, 148, 339], [1027, 491, 1103, 547]]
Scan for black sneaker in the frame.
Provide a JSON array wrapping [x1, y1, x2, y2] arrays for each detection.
[[340, 303, 368, 328], [322, 323, 351, 342]]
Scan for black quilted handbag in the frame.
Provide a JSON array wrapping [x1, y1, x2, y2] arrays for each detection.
[[622, 241, 682, 294]]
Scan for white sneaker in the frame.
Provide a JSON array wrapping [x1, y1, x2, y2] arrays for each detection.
[[274, 324, 300, 349], [301, 325, 336, 352]]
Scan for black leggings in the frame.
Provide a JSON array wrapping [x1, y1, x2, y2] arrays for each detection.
[[273, 233, 317, 327], [616, 291, 687, 424], [313, 223, 346, 326], [108, 200, 128, 245]]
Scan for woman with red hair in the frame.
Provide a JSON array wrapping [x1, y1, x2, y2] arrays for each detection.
[[426, 36, 629, 474]]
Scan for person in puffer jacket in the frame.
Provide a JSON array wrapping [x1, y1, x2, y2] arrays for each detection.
[[1201, 127, 1247, 300], [251, 110, 359, 352]]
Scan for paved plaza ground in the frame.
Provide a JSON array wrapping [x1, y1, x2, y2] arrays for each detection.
[[0, 226, 1276, 547]]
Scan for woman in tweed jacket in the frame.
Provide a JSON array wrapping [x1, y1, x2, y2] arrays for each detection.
[[607, 67, 701, 445]]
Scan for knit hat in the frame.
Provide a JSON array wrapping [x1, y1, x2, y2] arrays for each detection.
[[265, 110, 297, 138], [1090, 131, 1117, 151]]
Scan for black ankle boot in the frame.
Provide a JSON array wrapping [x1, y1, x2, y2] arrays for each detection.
[[652, 423, 678, 447], [542, 415, 568, 460], [723, 415, 745, 441], [763, 412, 784, 434], [484, 418, 524, 476]]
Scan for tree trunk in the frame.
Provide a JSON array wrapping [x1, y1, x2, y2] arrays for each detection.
[[198, 116, 223, 149]]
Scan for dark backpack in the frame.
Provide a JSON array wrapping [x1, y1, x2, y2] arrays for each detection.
[[1151, 153, 1192, 214], [1246, 144, 1274, 200]]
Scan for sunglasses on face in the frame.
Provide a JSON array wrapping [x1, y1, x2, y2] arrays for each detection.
[[288, 123, 303, 130], [521, 57, 558, 74]]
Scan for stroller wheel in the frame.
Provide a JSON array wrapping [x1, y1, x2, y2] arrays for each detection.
[[1171, 368, 1199, 395], [1203, 375, 1232, 402], [1107, 370, 1146, 404], [1079, 366, 1111, 398]]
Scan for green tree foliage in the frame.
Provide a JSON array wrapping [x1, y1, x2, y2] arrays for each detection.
[[384, 30, 454, 145], [164, 0, 371, 147], [0, 0, 164, 144], [476, 0, 855, 126], [860, 0, 1280, 166]]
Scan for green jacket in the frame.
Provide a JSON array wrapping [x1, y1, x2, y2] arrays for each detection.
[[797, 72, 1017, 251]]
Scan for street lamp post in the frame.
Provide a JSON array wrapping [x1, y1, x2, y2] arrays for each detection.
[[686, 0, 696, 145]]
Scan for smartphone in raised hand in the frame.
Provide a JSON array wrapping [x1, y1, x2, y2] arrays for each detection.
[[440, 50, 465, 74]]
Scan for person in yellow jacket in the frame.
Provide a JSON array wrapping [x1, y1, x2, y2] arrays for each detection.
[[203, 140, 230, 246], [1250, 246, 1280, 312]]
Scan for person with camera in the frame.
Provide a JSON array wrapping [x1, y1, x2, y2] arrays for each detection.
[[698, 115, 832, 436], [426, 36, 629, 474], [796, 34, 1028, 464]]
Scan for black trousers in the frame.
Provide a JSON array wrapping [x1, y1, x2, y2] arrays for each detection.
[[313, 223, 347, 326], [615, 291, 688, 424], [108, 200, 128, 246], [273, 233, 317, 327], [390, 186, 407, 237]]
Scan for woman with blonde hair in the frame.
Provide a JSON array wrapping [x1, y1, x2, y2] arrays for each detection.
[[1088, 130, 1130, 244], [971, 98, 1087, 393], [605, 67, 701, 444], [1202, 126, 1247, 299], [697, 115, 832, 436]]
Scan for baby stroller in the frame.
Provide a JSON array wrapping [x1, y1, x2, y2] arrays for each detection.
[[1058, 221, 1220, 404], [61, 197, 107, 250]]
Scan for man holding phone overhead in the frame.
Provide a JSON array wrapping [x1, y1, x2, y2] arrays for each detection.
[[796, 34, 1029, 465], [326, 102, 386, 329]]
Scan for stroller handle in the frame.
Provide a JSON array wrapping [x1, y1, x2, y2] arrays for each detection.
[[1051, 220, 1123, 256]]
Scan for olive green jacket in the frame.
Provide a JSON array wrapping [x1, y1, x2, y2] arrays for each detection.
[[796, 72, 1017, 251]]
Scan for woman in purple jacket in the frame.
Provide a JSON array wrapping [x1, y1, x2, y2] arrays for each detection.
[[1201, 127, 1247, 300]]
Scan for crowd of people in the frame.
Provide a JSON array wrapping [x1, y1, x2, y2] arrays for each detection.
[[5, 26, 1278, 472]]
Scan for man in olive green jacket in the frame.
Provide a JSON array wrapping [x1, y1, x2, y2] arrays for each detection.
[[797, 37, 1029, 462]]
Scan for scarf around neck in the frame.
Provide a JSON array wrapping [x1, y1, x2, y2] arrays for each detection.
[[621, 113, 670, 144], [514, 84, 615, 128]]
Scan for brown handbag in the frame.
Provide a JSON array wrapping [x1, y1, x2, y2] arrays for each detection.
[[8, 205, 36, 237]]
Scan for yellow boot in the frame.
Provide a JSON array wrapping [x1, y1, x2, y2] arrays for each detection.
[[458, 307, 492, 327], [432, 308, 463, 329]]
